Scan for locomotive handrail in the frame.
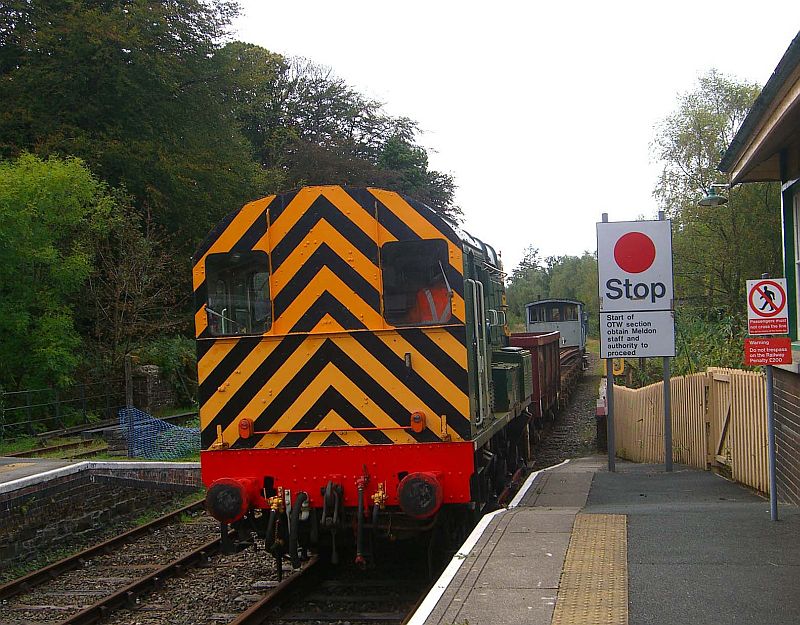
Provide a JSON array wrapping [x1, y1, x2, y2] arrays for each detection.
[[466, 278, 489, 426]]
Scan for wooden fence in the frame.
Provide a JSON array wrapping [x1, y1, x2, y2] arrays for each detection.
[[613, 367, 769, 494]]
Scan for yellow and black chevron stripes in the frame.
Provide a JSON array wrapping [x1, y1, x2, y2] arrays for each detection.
[[198, 325, 470, 449], [193, 186, 466, 338], [193, 194, 275, 337], [194, 186, 473, 449]]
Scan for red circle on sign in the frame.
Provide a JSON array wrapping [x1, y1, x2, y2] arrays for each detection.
[[613, 232, 656, 274], [748, 280, 786, 318]]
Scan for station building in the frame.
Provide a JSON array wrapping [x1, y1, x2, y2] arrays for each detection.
[[720, 30, 800, 504]]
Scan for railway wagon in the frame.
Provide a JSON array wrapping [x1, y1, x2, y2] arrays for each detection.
[[525, 299, 587, 352], [193, 185, 541, 567], [509, 331, 560, 418]]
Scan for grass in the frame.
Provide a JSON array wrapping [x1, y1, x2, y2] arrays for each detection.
[[585, 338, 606, 377], [0, 435, 84, 456], [131, 490, 205, 525], [152, 405, 198, 419], [87, 451, 200, 462]]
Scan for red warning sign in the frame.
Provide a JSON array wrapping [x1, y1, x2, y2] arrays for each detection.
[[747, 279, 789, 335], [744, 337, 792, 366]]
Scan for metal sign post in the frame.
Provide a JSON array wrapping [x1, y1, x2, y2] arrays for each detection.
[[659, 212, 673, 472], [606, 358, 616, 473], [601, 213, 615, 472], [746, 272, 783, 521], [766, 364, 778, 521]]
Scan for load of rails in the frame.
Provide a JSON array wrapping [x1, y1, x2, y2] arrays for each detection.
[[193, 186, 584, 570]]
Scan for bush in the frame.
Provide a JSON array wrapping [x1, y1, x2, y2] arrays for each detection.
[[617, 309, 748, 388]]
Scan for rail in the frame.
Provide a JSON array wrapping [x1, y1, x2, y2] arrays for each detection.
[[0, 499, 204, 601], [58, 534, 221, 625], [228, 556, 321, 625]]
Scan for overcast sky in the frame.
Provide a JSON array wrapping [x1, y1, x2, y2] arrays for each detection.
[[232, 2, 799, 274]]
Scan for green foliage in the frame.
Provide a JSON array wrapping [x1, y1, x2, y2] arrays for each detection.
[[218, 46, 460, 219], [0, 1, 461, 398], [652, 70, 781, 314], [506, 246, 549, 329], [82, 207, 189, 374], [0, 153, 115, 389], [672, 309, 748, 375], [0, 0, 264, 247], [506, 247, 599, 334], [617, 311, 748, 388]]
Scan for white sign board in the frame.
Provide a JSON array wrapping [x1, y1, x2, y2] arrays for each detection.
[[746, 278, 789, 335], [597, 220, 674, 312], [597, 219, 675, 359], [600, 311, 676, 358]]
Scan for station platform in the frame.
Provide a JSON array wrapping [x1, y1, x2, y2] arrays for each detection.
[[0, 456, 75, 484], [409, 456, 800, 625]]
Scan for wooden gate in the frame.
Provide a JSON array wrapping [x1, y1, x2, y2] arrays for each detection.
[[707, 369, 733, 468], [613, 368, 769, 494]]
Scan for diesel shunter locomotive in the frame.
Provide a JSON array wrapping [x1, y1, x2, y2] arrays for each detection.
[[194, 186, 542, 569]]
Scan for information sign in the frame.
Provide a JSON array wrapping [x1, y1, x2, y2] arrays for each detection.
[[746, 278, 789, 335], [600, 310, 675, 358], [744, 337, 792, 366], [597, 219, 675, 358]]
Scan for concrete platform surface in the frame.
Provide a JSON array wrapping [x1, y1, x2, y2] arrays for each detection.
[[588, 462, 800, 625], [410, 456, 800, 625], [0, 457, 74, 484]]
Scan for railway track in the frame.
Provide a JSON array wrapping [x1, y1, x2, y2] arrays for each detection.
[[4, 411, 198, 460], [225, 550, 429, 625], [6, 439, 109, 459], [0, 500, 215, 625], [4, 524, 432, 625], [0, 370, 596, 625], [533, 351, 599, 469]]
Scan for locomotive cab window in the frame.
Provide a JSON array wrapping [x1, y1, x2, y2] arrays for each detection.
[[205, 251, 271, 336], [382, 240, 453, 326]]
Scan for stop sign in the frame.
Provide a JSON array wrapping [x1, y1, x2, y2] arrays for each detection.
[[597, 220, 674, 312]]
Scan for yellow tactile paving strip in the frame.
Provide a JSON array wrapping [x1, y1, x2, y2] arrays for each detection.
[[552, 513, 628, 625]]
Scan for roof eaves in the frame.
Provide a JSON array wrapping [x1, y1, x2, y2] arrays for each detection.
[[719, 30, 800, 173]]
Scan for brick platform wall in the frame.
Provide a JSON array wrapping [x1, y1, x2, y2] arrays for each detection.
[[773, 368, 800, 505], [0, 464, 202, 576]]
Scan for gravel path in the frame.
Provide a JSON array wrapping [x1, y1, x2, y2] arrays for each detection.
[[532, 353, 600, 470]]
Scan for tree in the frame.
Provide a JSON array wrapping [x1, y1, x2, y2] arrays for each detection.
[[0, 153, 115, 390], [652, 70, 782, 315], [81, 208, 188, 373], [506, 246, 549, 327], [505, 248, 599, 334], [218, 46, 460, 218], [547, 252, 599, 333], [0, 0, 265, 246]]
